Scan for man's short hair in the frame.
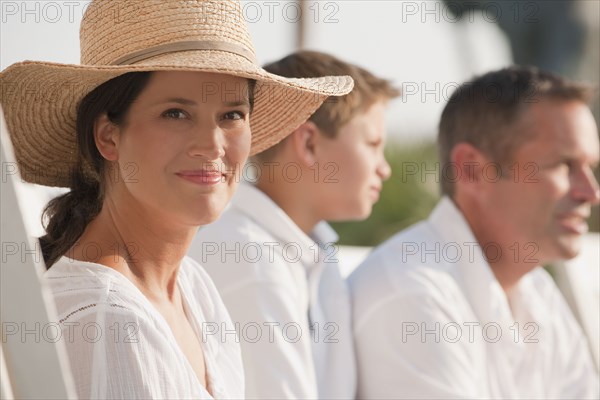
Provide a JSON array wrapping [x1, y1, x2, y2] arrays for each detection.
[[255, 50, 400, 162], [438, 65, 596, 197]]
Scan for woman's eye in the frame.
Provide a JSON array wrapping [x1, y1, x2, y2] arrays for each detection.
[[162, 109, 187, 119], [223, 111, 246, 121]]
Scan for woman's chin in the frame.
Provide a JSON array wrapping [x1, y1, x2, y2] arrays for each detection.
[[190, 206, 227, 227]]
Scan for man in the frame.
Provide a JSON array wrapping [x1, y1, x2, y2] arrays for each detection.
[[350, 66, 600, 399], [188, 51, 399, 399]]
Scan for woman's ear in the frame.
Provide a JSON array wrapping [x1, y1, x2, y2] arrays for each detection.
[[290, 121, 320, 167], [94, 114, 120, 161]]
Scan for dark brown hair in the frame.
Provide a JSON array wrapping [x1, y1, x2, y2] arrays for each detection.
[[40, 72, 153, 268], [255, 50, 399, 161], [438, 65, 596, 197]]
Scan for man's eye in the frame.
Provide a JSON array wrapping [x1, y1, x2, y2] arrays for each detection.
[[561, 160, 574, 169], [223, 111, 246, 121], [162, 109, 187, 119]]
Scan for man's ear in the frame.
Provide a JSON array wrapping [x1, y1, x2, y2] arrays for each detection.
[[94, 114, 120, 161], [290, 120, 320, 167], [450, 142, 490, 196]]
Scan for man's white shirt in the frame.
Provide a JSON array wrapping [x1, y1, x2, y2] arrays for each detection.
[[349, 196, 599, 399], [188, 183, 356, 399]]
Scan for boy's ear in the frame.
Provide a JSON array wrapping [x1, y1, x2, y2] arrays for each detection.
[[290, 120, 320, 167], [94, 113, 120, 161]]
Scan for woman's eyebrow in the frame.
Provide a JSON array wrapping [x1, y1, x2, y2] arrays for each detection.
[[152, 98, 249, 107], [155, 97, 198, 106], [224, 100, 250, 108]]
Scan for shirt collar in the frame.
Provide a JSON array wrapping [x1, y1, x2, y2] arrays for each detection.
[[230, 183, 338, 265], [428, 197, 514, 325]]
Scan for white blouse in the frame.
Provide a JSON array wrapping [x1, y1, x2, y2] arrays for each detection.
[[44, 256, 244, 399]]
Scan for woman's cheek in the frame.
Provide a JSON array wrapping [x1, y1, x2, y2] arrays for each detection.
[[232, 131, 252, 162]]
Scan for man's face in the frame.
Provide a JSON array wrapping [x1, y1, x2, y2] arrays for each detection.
[[481, 99, 599, 263]]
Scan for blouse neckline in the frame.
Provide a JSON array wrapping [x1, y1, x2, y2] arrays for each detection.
[[52, 256, 217, 398]]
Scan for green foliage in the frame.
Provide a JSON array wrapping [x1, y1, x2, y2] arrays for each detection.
[[332, 140, 600, 247], [331, 141, 441, 246]]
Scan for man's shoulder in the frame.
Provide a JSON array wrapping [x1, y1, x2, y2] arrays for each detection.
[[350, 219, 453, 283], [349, 220, 463, 312]]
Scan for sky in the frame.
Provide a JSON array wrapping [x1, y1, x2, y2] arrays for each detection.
[[1, 0, 512, 142]]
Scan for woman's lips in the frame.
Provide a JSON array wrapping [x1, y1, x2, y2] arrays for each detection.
[[176, 170, 225, 185]]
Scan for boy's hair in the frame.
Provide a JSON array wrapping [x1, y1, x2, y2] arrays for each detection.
[[255, 50, 400, 162]]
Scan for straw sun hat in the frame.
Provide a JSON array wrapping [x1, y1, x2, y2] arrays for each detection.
[[0, 0, 353, 187]]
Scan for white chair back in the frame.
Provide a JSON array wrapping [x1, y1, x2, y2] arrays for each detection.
[[0, 107, 76, 399]]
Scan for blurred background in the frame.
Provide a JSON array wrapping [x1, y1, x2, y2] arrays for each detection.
[[2, 0, 598, 244]]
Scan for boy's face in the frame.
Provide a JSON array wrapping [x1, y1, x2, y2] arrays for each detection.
[[316, 100, 392, 221]]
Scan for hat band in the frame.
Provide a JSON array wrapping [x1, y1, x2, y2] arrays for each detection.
[[111, 40, 256, 65]]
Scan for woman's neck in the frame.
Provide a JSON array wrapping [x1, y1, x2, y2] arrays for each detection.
[[67, 195, 196, 302]]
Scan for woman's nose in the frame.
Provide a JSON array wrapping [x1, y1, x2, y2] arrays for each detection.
[[188, 124, 225, 160]]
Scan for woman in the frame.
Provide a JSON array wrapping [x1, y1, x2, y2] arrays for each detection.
[[0, 0, 353, 398]]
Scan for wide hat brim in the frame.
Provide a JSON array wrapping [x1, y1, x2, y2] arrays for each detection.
[[0, 49, 353, 187]]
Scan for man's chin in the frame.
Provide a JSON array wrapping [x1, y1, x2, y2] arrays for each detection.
[[549, 235, 583, 262]]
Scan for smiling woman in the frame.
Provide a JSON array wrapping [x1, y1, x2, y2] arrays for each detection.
[[0, 0, 353, 398], [91, 72, 253, 229]]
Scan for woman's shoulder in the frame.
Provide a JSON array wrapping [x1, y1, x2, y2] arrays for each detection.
[[44, 257, 156, 325], [45, 257, 139, 295]]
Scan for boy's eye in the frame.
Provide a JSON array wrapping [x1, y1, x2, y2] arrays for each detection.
[[162, 109, 187, 119]]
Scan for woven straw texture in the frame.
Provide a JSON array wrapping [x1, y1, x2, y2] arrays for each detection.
[[0, 0, 353, 187]]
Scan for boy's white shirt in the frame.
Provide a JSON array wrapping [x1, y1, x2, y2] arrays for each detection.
[[188, 183, 356, 399]]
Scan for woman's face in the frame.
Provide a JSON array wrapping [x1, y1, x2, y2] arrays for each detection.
[[101, 71, 252, 227]]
